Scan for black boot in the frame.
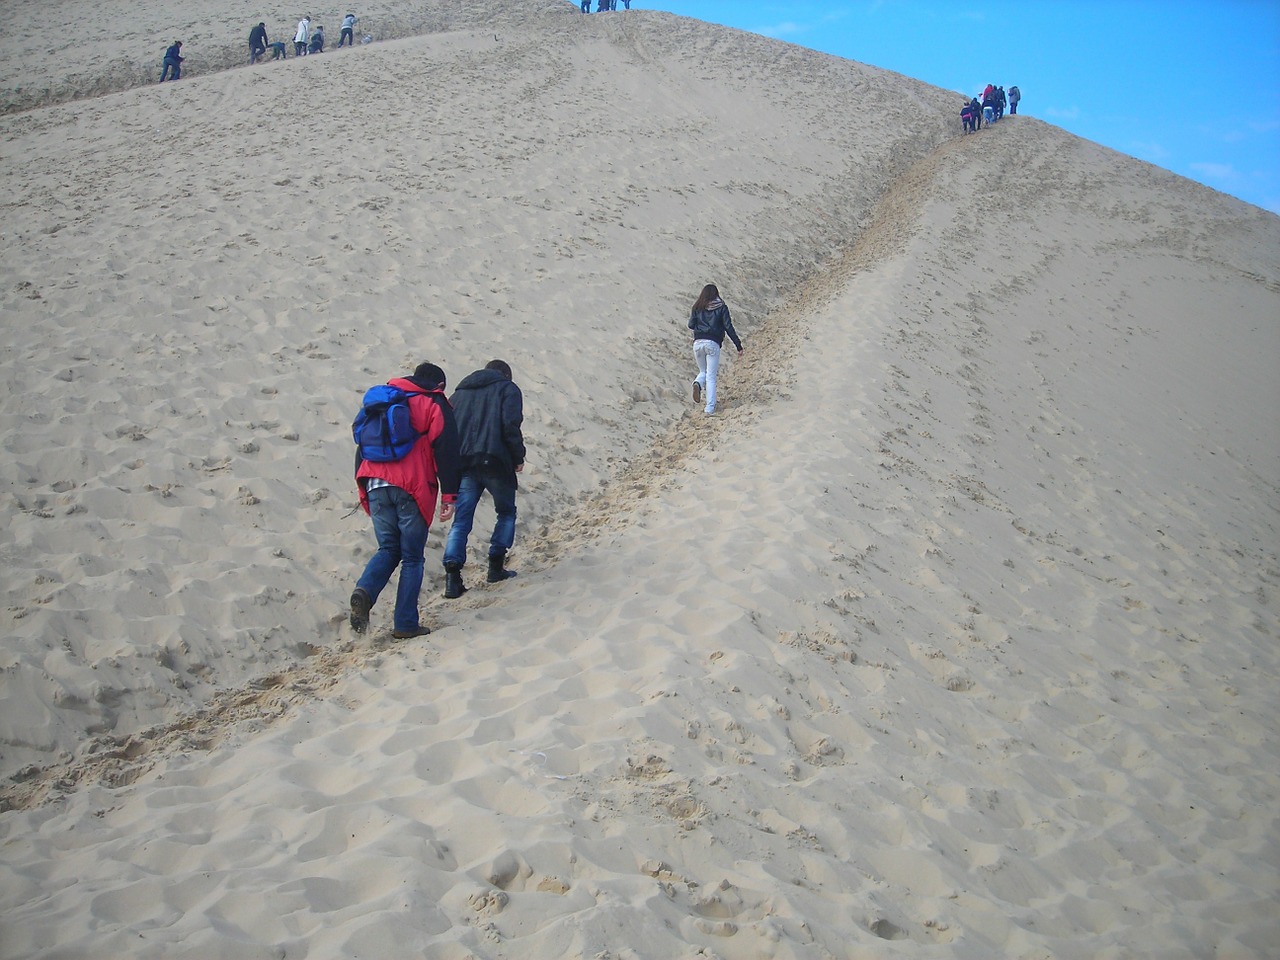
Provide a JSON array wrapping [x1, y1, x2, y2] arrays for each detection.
[[444, 563, 466, 599], [487, 551, 517, 583]]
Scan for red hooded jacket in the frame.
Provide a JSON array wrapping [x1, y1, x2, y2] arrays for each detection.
[[356, 377, 461, 523]]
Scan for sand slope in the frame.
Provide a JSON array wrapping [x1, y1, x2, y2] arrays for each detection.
[[1, 4, 1278, 958]]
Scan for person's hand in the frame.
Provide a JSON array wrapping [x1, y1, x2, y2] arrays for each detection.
[[515, 463, 524, 474], [439, 502, 455, 522], [737, 347, 744, 356]]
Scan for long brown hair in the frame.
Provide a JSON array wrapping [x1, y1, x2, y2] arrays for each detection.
[[691, 283, 720, 314]]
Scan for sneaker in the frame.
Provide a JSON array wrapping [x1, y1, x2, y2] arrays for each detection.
[[692, 381, 701, 403], [392, 625, 432, 639], [349, 588, 372, 633]]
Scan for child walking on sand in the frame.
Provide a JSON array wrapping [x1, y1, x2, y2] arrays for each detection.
[[687, 283, 743, 415]]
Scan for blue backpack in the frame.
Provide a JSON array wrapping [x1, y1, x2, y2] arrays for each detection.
[[352, 384, 424, 462]]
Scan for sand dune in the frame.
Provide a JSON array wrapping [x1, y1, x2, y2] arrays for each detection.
[[1, 3, 1277, 958]]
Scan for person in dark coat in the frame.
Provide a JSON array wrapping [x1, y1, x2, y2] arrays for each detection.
[[688, 283, 744, 415], [441, 360, 527, 597], [249, 22, 268, 63], [159, 41, 184, 82]]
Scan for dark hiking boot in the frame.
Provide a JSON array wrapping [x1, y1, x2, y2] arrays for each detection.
[[392, 625, 431, 640], [487, 552, 517, 583], [349, 588, 372, 633], [692, 381, 701, 403], [444, 563, 467, 599]]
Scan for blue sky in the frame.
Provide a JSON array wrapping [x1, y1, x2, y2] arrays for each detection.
[[635, 1, 1280, 215]]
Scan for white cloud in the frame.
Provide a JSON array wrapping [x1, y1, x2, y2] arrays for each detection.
[[1128, 140, 1171, 163], [1189, 161, 1239, 183], [755, 20, 807, 38]]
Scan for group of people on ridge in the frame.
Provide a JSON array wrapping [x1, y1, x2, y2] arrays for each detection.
[[961, 83, 1019, 133], [349, 360, 526, 640], [161, 13, 362, 79], [581, 1, 633, 11]]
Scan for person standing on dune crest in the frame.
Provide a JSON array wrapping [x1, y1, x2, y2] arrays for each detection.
[[688, 283, 743, 415]]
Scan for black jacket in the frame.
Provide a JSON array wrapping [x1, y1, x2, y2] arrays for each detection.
[[449, 369, 526, 478], [688, 298, 742, 350]]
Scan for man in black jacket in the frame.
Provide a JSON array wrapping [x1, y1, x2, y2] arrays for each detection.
[[249, 22, 268, 63], [442, 360, 526, 598]]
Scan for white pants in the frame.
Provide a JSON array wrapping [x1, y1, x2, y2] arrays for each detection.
[[693, 339, 721, 413]]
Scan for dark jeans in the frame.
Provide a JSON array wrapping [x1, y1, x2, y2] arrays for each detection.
[[358, 485, 430, 633], [443, 468, 517, 567], [159, 60, 181, 81], [338, 27, 354, 46]]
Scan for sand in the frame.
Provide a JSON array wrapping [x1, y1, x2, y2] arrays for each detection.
[[1, 3, 1278, 958]]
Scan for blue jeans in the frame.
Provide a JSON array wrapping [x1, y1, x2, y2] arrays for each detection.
[[357, 485, 429, 633], [443, 469, 517, 567], [159, 60, 181, 81]]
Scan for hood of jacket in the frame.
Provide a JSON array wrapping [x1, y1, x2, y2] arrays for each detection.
[[453, 368, 508, 394]]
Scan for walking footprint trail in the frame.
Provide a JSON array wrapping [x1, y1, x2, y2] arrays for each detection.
[[4, 116, 1276, 958]]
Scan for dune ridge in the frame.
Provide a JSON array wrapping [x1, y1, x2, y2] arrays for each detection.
[[2, 3, 1278, 958]]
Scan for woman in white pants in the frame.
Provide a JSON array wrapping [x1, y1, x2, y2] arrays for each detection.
[[687, 283, 744, 415]]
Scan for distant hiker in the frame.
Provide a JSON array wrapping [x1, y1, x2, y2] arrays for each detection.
[[960, 99, 976, 134], [159, 41, 184, 82], [337, 13, 357, 47], [308, 24, 325, 53], [688, 283, 744, 416], [441, 360, 527, 599], [349, 363, 461, 639], [294, 15, 310, 56], [1009, 85, 1021, 115], [269, 40, 288, 60], [970, 97, 983, 129], [581, 0, 590, 10], [995, 86, 1006, 120], [249, 22, 268, 64]]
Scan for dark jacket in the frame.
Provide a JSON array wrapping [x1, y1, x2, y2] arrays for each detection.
[[163, 43, 184, 63], [355, 375, 461, 521], [449, 369, 526, 479], [249, 24, 267, 47], [688, 298, 742, 350]]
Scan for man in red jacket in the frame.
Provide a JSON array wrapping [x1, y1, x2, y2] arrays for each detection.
[[350, 362, 461, 638]]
